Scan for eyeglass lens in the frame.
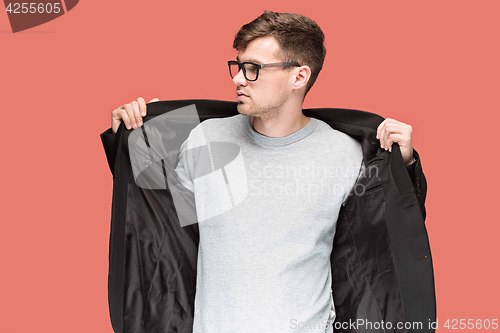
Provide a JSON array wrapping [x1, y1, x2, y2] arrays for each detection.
[[229, 62, 259, 81]]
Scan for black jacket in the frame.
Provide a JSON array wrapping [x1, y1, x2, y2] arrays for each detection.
[[100, 99, 435, 333]]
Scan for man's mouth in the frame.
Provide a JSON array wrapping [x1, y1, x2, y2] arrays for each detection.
[[236, 91, 249, 97]]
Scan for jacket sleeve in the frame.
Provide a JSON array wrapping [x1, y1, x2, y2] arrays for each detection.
[[100, 127, 117, 176], [405, 148, 427, 221]]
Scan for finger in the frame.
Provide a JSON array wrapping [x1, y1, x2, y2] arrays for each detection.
[[111, 105, 125, 121], [385, 133, 404, 152], [383, 119, 411, 136], [377, 118, 401, 139], [378, 118, 412, 150], [137, 97, 147, 117], [119, 108, 132, 130], [131, 101, 143, 127], [389, 133, 412, 153], [378, 121, 388, 149], [377, 118, 393, 147], [149, 97, 159, 103], [376, 119, 387, 140], [382, 124, 407, 150], [124, 103, 137, 129]]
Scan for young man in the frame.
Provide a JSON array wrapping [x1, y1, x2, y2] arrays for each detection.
[[108, 11, 417, 333]]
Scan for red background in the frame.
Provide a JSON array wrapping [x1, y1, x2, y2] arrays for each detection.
[[1, 1, 499, 332]]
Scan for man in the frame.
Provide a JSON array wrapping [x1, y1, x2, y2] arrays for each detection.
[[107, 11, 417, 333]]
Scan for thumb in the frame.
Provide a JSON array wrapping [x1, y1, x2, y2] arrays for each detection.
[[149, 98, 160, 103]]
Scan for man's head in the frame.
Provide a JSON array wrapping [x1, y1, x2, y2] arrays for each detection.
[[230, 11, 326, 118]]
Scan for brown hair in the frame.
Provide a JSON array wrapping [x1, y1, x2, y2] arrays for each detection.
[[233, 10, 327, 96]]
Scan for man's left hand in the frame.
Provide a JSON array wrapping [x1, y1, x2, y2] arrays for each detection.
[[376, 118, 415, 166]]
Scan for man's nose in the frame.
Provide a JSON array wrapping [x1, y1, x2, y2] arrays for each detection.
[[232, 69, 247, 86]]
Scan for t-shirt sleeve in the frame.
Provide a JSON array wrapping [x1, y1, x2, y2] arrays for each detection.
[[175, 136, 195, 193], [174, 121, 210, 193]]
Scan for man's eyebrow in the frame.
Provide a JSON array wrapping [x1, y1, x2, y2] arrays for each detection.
[[236, 56, 263, 64]]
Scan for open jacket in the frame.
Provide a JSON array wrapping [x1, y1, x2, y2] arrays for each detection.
[[100, 100, 436, 333]]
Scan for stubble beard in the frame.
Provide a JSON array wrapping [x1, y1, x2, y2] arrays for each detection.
[[236, 90, 288, 121]]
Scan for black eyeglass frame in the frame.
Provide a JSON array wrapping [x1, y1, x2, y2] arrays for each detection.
[[227, 60, 301, 81]]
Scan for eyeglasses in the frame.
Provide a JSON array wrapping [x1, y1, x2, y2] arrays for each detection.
[[227, 60, 301, 82]]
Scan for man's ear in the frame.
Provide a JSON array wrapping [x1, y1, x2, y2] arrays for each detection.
[[291, 65, 312, 90]]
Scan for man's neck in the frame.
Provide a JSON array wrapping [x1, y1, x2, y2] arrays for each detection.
[[250, 106, 310, 138]]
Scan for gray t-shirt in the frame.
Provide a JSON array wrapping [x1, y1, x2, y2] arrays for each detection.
[[175, 114, 363, 333]]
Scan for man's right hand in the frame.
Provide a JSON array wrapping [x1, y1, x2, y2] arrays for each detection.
[[111, 97, 160, 134]]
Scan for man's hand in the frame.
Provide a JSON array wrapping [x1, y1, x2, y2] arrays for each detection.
[[376, 118, 415, 166], [111, 97, 160, 134]]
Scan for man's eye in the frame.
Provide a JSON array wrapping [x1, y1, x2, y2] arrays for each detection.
[[247, 65, 257, 73]]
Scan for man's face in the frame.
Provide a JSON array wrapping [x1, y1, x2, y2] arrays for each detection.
[[232, 36, 295, 118]]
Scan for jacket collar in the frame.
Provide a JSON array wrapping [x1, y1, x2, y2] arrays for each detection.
[[145, 99, 385, 165]]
